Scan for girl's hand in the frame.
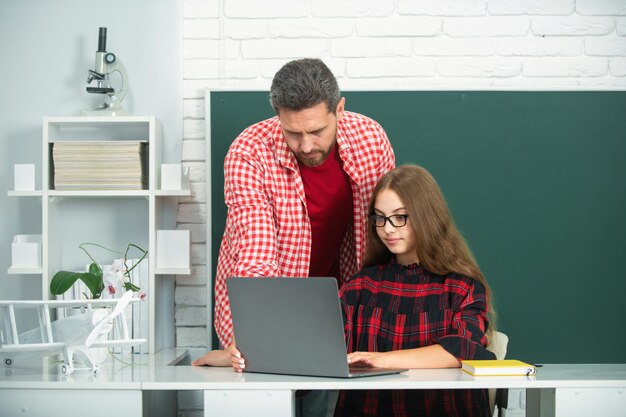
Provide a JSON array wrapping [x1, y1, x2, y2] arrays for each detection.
[[347, 345, 461, 370], [347, 351, 389, 368]]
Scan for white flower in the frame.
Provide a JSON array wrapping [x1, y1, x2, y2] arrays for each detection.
[[103, 264, 123, 286], [102, 261, 131, 299]]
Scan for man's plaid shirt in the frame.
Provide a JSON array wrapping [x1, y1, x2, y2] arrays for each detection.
[[214, 111, 395, 347]]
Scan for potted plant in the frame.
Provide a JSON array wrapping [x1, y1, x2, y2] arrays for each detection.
[[50, 242, 147, 299]]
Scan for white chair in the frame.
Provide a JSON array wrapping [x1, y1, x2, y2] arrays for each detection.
[[487, 331, 509, 416]]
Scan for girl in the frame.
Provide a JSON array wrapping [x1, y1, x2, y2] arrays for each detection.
[[335, 165, 496, 417]]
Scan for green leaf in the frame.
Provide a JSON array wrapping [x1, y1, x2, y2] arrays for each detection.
[[123, 282, 140, 292], [79, 272, 104, 299], [50, 271, 82, 295], [88, 262, 102, 279]]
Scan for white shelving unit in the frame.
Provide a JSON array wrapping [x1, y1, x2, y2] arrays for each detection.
[[7, 267, 43, 275], [7, 191, 42, 197], [7, 116, 191, 354]]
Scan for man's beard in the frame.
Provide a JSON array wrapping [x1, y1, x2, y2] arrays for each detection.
[[295, 140, 336, 167], [296, 149, 329, 167]]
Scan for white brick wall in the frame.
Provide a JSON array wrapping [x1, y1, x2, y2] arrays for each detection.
[[398, 0, 486, 16], [225, 0, 308, 18], [532, 16, 615, 35], [357, 17, 441, 36], [270, 18, 354, 38], [312, 0, 395, 18], [177, 1, 626, 414]]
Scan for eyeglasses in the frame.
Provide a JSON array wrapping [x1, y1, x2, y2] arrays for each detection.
[[369, 214, 409, 228]]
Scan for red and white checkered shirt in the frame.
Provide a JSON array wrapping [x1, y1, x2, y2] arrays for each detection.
[[214, 111, 395, 348]]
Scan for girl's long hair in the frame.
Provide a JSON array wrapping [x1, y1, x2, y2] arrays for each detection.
[[363, 165, 496, 336]]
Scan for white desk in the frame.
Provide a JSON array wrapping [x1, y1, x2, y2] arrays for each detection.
[[1, 349, 625, 417]]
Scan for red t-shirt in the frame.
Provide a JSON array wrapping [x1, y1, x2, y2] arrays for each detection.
[[298, 144, 353, 279]]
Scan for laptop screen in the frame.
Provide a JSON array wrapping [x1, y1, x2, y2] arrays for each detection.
[[226, 277, 407, 378]]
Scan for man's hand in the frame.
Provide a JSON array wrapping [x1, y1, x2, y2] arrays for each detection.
[[227, 343, 246, 373], [191, 349, 231, 367], [191, 344, 246, 373]]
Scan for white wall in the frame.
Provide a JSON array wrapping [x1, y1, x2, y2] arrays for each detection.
[[176, 1, 626, 415], [0, 2, 182, 304]]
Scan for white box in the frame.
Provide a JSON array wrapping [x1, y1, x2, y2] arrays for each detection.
[[156, 230, 190, 269], [161, 164, 182, 190], [11, 234, 42, 268], [14, 164, 36, 191]]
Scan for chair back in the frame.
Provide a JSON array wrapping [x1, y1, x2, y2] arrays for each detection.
[[487, 331, 509, 415], [488, 331, 509, 360]]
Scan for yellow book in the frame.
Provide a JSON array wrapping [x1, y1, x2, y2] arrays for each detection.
[[461, 359, 537, 376]]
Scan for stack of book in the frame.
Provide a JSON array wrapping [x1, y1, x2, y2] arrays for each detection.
[[51, 141, 148, 190]]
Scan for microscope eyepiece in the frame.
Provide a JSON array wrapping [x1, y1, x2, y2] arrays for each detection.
[[97, 27, 107, 52]]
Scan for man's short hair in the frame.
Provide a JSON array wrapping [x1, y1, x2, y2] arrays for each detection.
[[269, 58, 341, 114]]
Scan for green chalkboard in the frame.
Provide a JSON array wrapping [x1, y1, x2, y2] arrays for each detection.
[[209, 90, 626, 363]]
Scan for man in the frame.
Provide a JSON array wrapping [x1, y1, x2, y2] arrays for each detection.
[[194, 58, 395, 363]]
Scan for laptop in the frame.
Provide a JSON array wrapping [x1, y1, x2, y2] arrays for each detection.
[[226, 277, 408, 378]]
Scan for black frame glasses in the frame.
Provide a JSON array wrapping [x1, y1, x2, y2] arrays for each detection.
[[369, 214, 409, 228]]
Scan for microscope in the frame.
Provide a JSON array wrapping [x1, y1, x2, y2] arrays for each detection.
[[82, 27, 129, 116]]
